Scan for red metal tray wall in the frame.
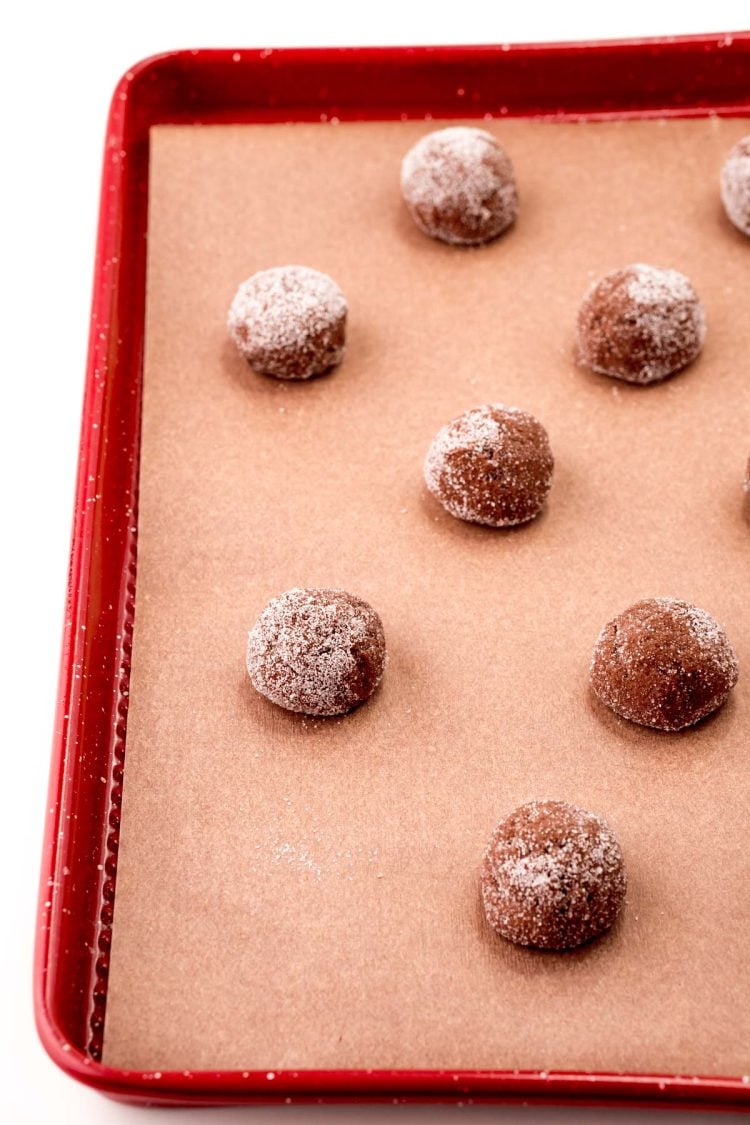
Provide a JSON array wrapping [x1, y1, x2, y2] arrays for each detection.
[[34, 34, 750, 1108]]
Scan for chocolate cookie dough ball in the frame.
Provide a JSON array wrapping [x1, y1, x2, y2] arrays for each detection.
[[247, 588, 386, 716], [228, 265, 347, 379], [720, 135, 750, 236], [481, 801, 626, 950], [590, 598, 739, 732], [576, 264, 705, 384], [401, 127, 518, 245], [424, 404, 553, 526]]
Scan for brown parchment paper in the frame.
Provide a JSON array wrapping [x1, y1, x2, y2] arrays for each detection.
[[103, 117, 750, 1075]]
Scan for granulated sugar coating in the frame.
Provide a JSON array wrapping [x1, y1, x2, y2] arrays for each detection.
[[481, 801, 626, 951], [227, 265, 347, 379], [720, 135, 750, 236], [424, 404, 554, 527], [246, 588, 386, 716], [400, 127, 518, 246], [576, 264, 705, 384], [590, 598, 739, 732]]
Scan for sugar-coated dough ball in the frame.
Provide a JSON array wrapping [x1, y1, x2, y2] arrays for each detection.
[[590, 598, 739, 731], [247, 588, 386, 716], [576, 264, 705, 384], [400, 127, 518, 245], [720, 135, 750, 236], [228, 265, 347, 379], [424, 404, 553, 527], [481, 801, 626, 950]]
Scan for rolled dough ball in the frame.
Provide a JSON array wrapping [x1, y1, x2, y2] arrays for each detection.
[[247, 587, 386, 716], [481, 800, 626, 950], [400, 126, 518, 245], [576, 263, 705, 384], [228, 265, 347, 379], [590, 598, 739, 731], [424, 404, 554, 526], [720, 135, 750, 236]]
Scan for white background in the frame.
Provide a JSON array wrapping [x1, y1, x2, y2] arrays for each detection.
[[2, 2, 748, 1122]]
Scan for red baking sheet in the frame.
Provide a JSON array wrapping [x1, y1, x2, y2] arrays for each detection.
[[34, 34, 750, 1109]]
